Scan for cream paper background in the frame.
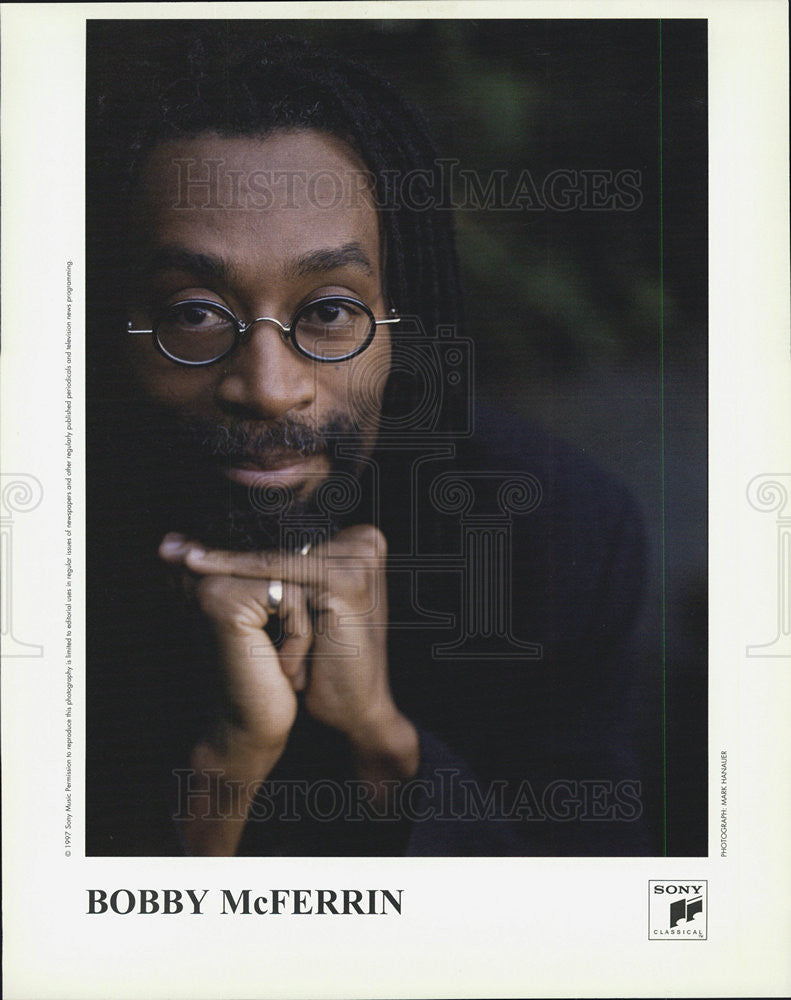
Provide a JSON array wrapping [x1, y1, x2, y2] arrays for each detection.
[[1, 2, 789, 997]]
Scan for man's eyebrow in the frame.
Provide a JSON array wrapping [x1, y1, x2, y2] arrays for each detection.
[[144, 246, 234, 283], [285, 242, 374, 280], [143, 242, 374, 283]]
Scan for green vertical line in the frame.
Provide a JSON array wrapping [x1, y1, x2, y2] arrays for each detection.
[[658, 19, 668, 857]]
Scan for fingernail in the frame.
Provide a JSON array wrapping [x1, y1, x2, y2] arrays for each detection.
[[160, 534, 187, 555], [186, 544, 206, 560]]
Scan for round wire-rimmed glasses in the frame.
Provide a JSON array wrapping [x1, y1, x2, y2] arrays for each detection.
[[127, 295, 401, 366]]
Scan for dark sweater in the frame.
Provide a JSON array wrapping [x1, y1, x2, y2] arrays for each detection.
[[86, 406, 662, 856]]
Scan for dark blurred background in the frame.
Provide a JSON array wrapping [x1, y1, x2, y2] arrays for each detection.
[[264, 18, 708, 856]]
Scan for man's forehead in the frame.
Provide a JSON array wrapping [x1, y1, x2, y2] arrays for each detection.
[[136, 131, 377, 218]]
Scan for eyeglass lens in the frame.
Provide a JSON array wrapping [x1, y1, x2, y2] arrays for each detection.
[[155, 298, 374, 364]]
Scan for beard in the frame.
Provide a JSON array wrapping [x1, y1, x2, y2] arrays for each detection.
[[124, 408, 371, 552]]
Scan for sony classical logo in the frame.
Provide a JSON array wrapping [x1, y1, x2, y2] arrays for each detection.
[[648, 881, 708, 940]]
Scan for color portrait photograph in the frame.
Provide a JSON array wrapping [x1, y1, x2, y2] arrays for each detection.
[[85, 17, 707, 859]]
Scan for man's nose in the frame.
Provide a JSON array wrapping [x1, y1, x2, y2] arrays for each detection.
[[216, 321, 315, 420]]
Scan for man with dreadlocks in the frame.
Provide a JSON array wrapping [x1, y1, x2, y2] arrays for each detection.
[[86, 23, 660, 856]]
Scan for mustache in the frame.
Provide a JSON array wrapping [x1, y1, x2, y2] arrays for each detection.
[[171, 414, 361, 465]]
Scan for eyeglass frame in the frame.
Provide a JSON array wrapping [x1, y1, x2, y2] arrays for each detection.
[[127, 294, 401, 367]]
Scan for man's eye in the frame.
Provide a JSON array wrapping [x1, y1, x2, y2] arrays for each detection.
[[164, 303, 229, 332], [301, 300, 362, 328], [183, 305, 210, 325], [173, 304, 211, 327], [308, 302, 346, 325]]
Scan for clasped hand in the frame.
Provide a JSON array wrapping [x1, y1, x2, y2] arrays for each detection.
[[159, 524, 407, 762]]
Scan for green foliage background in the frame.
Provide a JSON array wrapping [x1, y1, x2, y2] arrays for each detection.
[[270, 18, 707, 433]]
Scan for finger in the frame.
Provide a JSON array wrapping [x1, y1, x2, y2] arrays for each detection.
[[160, 533, 319, 588], [193, 574, 276, 633], [184, 544, 318, 583], [277, 584, 313, 683], [179, 526, 386, 581], [291, 664, 309, 691], [159, 532, 191, 563], [281, 650, 309, 691], [158, 537, 200, 606]]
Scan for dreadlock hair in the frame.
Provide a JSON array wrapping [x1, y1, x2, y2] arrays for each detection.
[[87, 21, 466, 444], [86, 26, 467, 834]]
